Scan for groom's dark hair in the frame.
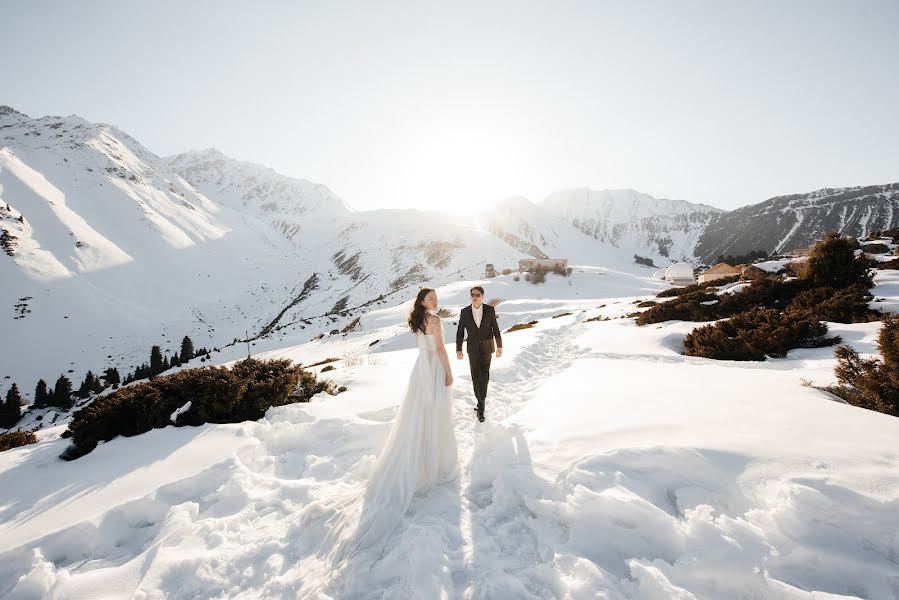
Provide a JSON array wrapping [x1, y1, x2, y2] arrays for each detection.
[[470, 286, 485, 296]]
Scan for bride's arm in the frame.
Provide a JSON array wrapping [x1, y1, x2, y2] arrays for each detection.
[[429, 315, 454, 386]]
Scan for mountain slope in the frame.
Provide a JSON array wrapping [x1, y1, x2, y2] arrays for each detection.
[[540, 188, 722, 261], [3, 104, 898, 406], [694, 183, 899, 262], [1, 108, 638, 399], [0, 107, 316, 391]]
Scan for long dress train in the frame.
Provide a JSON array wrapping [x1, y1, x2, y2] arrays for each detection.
[[305, 330, 459, 567]]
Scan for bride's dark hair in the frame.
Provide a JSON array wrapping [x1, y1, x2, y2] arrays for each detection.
[[408, 288, 434, 334]]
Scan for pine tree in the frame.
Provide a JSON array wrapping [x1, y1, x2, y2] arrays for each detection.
[[180, 336, 194, 362], [802, 232, 874, 289], [150, 346, 163, 376], [138, 362, 151, 380], [33, 379, 49, 408], [162, 356, 170, 371], [91, 373, 105, 394], [52, 374, 73, 409], [2, 383, 23, 428], [77, 371, 96, 400], [103, 368, 121, 385], [171, 352, 180, 367]]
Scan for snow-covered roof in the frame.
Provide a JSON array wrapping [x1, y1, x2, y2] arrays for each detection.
[[652, 268, 667, 280]]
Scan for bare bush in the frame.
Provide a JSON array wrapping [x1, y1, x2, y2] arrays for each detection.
[[341, 352, 363, 367], [1, 430, 37, 452], [506, 320, 538, 333]]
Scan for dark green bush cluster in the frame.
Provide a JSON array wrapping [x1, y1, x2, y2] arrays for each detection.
[[641, 233, 882, 361], [62, 358, 333, 460], [643, 233, 878, 325], [797, 232, 873, 288], [683, 308, 840, 361], [787, 284, 880, 323], [0, 430, 37, 452], [860, 243, 890, 254], [639, 278, 803, 325], [655, 275, 740, 298], [828, 315, 899, 416]]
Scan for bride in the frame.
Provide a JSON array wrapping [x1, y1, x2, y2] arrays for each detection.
[[312, 287, 459, 566]]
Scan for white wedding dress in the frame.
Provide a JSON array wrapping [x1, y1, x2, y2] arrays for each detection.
[[308, 327, 459, 567]]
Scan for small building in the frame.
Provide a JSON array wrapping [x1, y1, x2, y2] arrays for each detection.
[[664, 262, 695, 286], [519, 258, 568, 272], [484, 263, 497, 278], [698, 262, 742, 284], [651, 268, 667, 280]]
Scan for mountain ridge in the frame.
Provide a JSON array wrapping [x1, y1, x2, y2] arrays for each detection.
[[2, 104, 898, 397]]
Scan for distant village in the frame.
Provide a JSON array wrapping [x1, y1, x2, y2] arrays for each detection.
[[481, 248, 817, 288]]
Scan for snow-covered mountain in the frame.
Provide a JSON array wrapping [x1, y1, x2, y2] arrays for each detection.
[[543, 184, 899, 265], [540, 188, 722, 260], [3, 104, 898, 404], [0, 106, 311, 395], [166, 148, 351, 236], [694, 183, 899, 263], [0, 107, 638, 398]]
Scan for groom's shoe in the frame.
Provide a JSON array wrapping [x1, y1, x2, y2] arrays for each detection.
[[473, 407, 485, 423]]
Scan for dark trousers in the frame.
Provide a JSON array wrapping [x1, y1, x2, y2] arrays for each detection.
[[468, 350, 492, 415]]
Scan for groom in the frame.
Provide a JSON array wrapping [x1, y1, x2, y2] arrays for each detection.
[[456, 286, 502, 422]]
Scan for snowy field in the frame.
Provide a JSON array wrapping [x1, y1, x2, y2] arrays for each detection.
[[1, 267, 898, 599]]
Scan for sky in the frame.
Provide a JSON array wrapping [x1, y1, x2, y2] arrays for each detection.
[[2, 0, 898, 213]]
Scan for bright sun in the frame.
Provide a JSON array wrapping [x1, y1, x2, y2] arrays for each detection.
[[395, 118, 530, 215]]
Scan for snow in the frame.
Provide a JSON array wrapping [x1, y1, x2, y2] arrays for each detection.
[[718, 281, 751, 295], [170, 401, 192, 423], [1, 110, 655, 398], [753, 257, 806, 273], [774, 212, 804, 254], [1, 268, 897, 599]]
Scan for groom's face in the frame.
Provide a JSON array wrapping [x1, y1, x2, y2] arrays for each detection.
[[470, 289, 483, 308]]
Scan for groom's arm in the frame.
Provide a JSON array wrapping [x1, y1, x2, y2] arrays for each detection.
[[490, 306, 502, 350], [455, 311, 465, 354]]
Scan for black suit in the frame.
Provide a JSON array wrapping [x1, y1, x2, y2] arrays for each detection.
[[456, 304, 502, 417]]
